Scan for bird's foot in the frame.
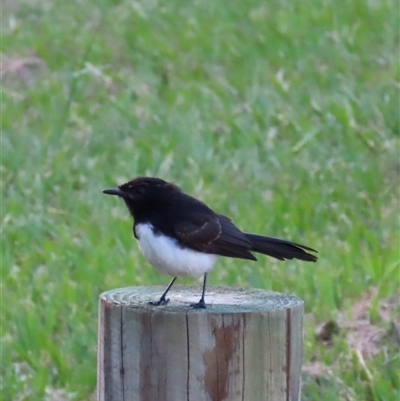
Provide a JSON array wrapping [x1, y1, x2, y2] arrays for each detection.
[[190, 299, 206, 309], [148, 296, 170, 306]]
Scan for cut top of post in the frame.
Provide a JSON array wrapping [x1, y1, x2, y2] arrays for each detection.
[[99, 285, 303, 313]]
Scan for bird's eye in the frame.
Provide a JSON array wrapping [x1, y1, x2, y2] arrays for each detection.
[[133, 186, 146, 196]]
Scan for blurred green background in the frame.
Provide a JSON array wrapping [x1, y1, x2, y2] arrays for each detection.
[[2, 0, 399, 399]]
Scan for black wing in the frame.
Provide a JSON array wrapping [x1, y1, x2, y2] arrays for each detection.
[[174, 213, 256, 260]]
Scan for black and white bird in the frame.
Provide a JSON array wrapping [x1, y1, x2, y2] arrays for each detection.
[[103, 177, 317, 308]]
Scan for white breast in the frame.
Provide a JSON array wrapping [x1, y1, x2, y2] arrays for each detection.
[[135, 223, 218, 279]]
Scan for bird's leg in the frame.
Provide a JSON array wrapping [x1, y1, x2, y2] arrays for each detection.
[[191, 273, 208, 309], [149, 277, 177, 306]]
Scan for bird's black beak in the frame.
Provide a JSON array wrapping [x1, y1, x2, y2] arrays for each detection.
[[103, 188, 124, 197]]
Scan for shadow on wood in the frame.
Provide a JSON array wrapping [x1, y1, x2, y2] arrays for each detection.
[[97, 286, 303, 401]]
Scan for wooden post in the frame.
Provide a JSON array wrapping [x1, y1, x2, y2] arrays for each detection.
[[97, 286, 303, 401]]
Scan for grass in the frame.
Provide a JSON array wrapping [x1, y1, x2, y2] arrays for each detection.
[[2, 0, 399, 399]]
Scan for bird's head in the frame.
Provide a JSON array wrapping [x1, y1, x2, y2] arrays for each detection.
[[103, 177, 180, 218]]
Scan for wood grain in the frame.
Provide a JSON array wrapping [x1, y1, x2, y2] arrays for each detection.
[[97, 286, 303, 401]]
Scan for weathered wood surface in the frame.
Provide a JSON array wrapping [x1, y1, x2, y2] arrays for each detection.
[[97, 286, 303, 401]]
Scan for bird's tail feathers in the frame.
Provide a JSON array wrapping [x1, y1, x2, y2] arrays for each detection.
[[245, 234, 318, 262]]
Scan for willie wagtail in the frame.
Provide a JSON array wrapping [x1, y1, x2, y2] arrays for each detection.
[[103, 177, 318, 308]]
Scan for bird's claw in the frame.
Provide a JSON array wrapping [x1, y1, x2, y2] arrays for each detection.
[[149, 297, 170, 306], [190, 299, 206, 309]]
